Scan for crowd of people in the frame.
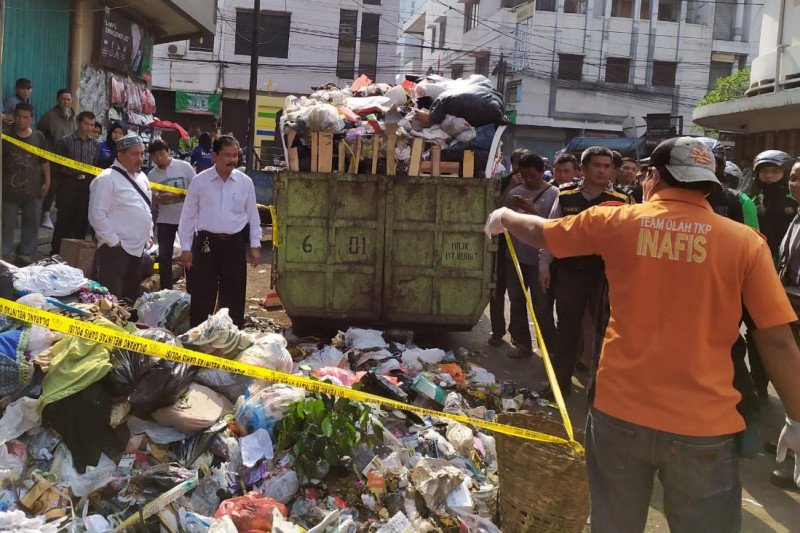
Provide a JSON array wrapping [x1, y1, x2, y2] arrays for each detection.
[[1, 76, 261, 330], [486, 136, 800, 530]]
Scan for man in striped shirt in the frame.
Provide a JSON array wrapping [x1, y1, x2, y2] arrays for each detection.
[[50, 111, 100, 255]]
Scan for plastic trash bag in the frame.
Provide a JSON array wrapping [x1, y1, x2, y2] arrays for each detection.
[[109, 328, 197, 417], [235, 384, 307, 437], [428, 75, 505, 128], [401, 348, 445, 369], [213, 492, 288, 532], [0, 397, 40, 446], [12, 264, 88, 297], [136, 290, 191, 334], [344, 328, 388, 350], [151, 383, 233, 434]]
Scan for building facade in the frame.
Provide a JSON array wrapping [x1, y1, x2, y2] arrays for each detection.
[[694, 0, 800, 167], [151, 0, 400, 160], [402, 0, 761, 158]]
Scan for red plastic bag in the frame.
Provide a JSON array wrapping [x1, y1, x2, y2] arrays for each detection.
[[214, 492, 287, 532]]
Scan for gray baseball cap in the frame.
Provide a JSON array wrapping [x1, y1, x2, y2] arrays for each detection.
[[649, 136, 721, 190], [116, 133, 144, 151]]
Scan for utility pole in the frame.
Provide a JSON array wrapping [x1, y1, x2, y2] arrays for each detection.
[[0, 0, 6, 255], [246, 0, 261, 172]]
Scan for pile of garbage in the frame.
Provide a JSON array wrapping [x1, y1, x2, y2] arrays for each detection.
[[0, 257, 557, 532], [281, 73, 506, 177]]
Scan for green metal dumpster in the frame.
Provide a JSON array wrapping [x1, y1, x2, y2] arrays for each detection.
[[273, 172, 498, 330]]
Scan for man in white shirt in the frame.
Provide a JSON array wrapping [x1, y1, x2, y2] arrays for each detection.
[[88, 134, 153, 300], [178, 135, 262, 327], [148, 139, 195, 289]]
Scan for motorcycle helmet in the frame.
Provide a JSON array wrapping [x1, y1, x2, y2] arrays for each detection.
[[697, 137, 726, 163], [753, 150, 793, 173], [723, 161, 743, 187]]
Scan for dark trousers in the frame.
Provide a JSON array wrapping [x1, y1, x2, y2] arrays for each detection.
[[553, 266, 608, 395], [742, 311, 768, 392], [42, 173, 57, 213], [96, 244, 144, 300], [157, 223, 178, 290], [187, 228, 248, 328], [489, 241, 508, 338], [505, 259, 557, 353], [51, 177, 90, 255]]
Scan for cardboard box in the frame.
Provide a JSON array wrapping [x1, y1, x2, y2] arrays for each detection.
[[59, 238, 96, 278]]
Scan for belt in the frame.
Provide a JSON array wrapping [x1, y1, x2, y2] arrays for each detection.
[[197, 230, 242, 240]]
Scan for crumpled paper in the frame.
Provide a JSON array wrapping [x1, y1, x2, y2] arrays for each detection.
[[410, 457, 465, 510]]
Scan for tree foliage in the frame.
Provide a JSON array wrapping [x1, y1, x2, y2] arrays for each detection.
[[697, 68, 750, 107]]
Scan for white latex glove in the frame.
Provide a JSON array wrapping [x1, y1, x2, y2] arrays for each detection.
[[485, 207, 510, 238], [776, 416, 800, 487]]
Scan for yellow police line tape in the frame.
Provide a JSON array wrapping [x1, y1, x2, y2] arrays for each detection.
[[0, 297, 583, 454], [504, 232, 577, 445], [0, 134, 279, 246]]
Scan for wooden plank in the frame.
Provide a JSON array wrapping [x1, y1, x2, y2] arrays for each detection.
[[349, 137, 362, 174], [409, 137, 423, 176], [385, 124, 398, 175], [318, 132, 334, 173], [430, 144, 441, 177], [462, 150, 474, 178], [310, 132, 319, 172], [338, 140, 346, 173], [422, 161, 459, 175], [371, 136, 380, 175]]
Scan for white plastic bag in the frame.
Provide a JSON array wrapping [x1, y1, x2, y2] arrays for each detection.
[[401, 348, 445, 368], [12, 264, 88, 297], [136, 290, 191, 329], [344, 328, 388, 350], [0, 397, 40, 445]]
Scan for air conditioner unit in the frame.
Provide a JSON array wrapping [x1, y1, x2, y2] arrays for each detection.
[[167, 43, 186, 57]]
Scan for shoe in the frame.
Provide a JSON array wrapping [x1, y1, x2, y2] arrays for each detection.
[[537, 384, 571, 401], [40, 212, 53, 229], [509, 345, 533, 359], [488, 335, 503, 346], [14, 255, 33, 267], [770, 466, 799, 491]]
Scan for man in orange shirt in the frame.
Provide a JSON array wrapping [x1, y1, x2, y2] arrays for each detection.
[[485, 137, 800, 530]]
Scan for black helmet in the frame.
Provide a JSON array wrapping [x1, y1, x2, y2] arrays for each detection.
[[697, 137, 726, 163], [753, 150, 793, 173]]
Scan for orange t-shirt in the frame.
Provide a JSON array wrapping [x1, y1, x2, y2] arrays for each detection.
[[543, 187, 796, 436]]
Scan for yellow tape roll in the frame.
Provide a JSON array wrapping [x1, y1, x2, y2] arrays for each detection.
[[0, 298, 583, 453]]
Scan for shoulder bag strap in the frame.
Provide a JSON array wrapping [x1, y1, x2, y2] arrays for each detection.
[[111, 166, 152, 208]]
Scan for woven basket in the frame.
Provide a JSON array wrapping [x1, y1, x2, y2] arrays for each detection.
[[496, 411, 589, 532]]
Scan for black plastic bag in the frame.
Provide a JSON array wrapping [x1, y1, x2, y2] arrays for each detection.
[[109, 328, 198, 417]]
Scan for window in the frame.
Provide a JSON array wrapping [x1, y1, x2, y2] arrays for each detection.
[[558, 54, 583, 81], [535, 0, 556, 11], [501, 0, 528, 7], [712, 1, 735, 38], [652, 61, 677, 87], [657, 0, 679, 21], [611, 0, 633, 17], [639, 0, 650, 19], [475, 53, 489, 76], [464, 1, 479, 32], [337, 9, 358, 79], [189, 31, 215, 52], [430, 26, 437, 51], [359, 13, 380, 81], [234, 10, 291, 58], [605, 57, 631, 83], [451, 64, 464, 79], [708, 60, 733, 90], [505, 81, 521, 104], [439, 20, 447, 49], [686, 0, 708, 24], [363, 0, 381, 3], [564, 0, 586, 14]]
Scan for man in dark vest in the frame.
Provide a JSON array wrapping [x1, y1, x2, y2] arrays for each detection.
[[538, 146, 632, 400]]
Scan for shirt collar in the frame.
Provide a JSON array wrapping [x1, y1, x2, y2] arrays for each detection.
[[211, 168, 240, 182], [649, 187, 711, 210]]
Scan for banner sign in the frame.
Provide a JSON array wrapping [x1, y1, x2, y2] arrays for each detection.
[[98, 7, 153, 80], [175, 91, 222, 117]]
